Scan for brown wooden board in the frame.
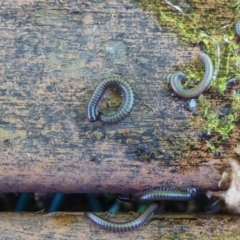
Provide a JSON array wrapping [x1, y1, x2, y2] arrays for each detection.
[[0, 212, 240, 239], [0, 0, 231, 193]]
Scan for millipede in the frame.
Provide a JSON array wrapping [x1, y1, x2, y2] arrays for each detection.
[[86, 76, 134, 123], [132, 187, 197, 202], [84, 203, 159, 232], [169, 51, 214, 98], [117, 194, 133, 202]]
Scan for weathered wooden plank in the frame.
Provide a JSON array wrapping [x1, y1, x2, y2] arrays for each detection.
[[0, 0, 229, 193], [0, 212, 239, 239]]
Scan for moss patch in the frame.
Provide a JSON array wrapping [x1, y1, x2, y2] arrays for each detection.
[[137, 0, 240, 152]]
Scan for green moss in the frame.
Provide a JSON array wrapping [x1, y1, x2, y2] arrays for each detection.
[[232, 92, 240, 113], [137, 0, 240, 150], [197, 94, 238, 142], [206, 141, 218, 153], [198, 95, 211, 117]]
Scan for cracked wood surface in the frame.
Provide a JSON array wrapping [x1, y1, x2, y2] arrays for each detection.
[[0, 0, 228, 193], [0, 212, 240, 239]]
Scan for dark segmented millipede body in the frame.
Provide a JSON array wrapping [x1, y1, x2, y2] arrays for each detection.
[[132, 187, 197, 202], [117, 194, 133, 202], [86, 76, 134, 123], [84, 203, 159, 232], [169, 51, 214, 98], [235, 19, 240, 37]]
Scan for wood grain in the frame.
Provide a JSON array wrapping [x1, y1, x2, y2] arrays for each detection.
[[0, 0, 229, 193], [0, 212, 239, 239]]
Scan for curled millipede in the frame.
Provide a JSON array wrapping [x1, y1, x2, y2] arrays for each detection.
[[169, 51, 214, 98], [132, 187, 197, 202], [86, 76, 134, 123], [84, 203, 159, 232]]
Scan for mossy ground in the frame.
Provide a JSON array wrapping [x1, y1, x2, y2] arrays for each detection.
[[137, 0, 240, 155]]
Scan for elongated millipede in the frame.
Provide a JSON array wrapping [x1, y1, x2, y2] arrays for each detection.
[[117, 194, 133, 202], [86, 76, 134, 123], [169, 51, 214, 98], [132, 187, 197, 202], [84, 203, 159, 232]]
